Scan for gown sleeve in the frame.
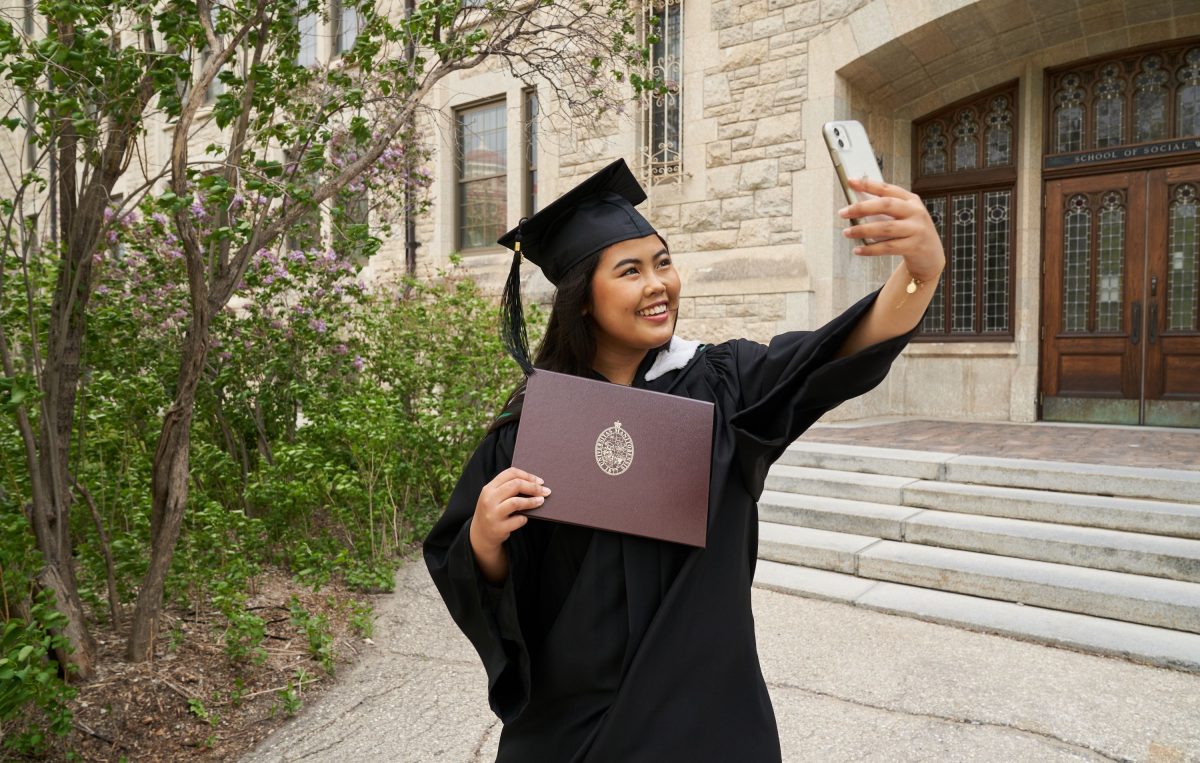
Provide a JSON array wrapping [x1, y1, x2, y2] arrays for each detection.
[[422, 424, 544, 723], [707, 288, 917, 496]]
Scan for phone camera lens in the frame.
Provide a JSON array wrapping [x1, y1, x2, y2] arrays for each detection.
[[838, 139, 845, 148], [833, 127, 841, 135]]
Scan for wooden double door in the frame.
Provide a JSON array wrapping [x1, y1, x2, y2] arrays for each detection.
[[1041, 166, 1200, 427]]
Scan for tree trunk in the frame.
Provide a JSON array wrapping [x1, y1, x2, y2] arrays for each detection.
[[34, 565, 94, 680], [126, 311, 210, 662]]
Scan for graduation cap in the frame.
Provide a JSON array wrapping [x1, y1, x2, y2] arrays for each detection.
[[497, 158, 659, 375]]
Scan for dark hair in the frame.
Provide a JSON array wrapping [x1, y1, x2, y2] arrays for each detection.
[[489, 252, 602, 432]]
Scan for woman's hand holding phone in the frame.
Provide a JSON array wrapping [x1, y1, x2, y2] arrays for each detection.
[[838, 177, 945, 283]]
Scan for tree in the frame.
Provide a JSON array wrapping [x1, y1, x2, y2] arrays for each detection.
[[0, 0, 649, 673]]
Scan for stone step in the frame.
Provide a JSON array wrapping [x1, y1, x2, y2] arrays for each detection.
[[756, 524, 1200, 633], [759, 491, 1200, 582], [753, 561, 1200, 673], [765, 464, 916, 505], [759, 491, 919, 540], [781, 441, 1200, 503], [903, 481, 1200, 540], [778, 441, 952, 479]]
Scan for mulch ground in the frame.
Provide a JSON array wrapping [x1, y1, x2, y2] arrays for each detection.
[[12, 569, 384, 762]]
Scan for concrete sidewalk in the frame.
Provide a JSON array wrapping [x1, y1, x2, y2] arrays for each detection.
[[242, 560, 1200, 763]]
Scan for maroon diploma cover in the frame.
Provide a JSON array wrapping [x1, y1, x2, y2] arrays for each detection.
[[512, 369, 714, 547]]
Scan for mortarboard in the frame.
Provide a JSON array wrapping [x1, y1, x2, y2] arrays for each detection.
[[497, 158, 659, 375]]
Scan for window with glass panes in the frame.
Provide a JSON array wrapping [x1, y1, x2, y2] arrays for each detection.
[[912, 82, 1018, 339], [641, 0, 682, 184], [1047, 42, 1200, 156], [457, 100, 507, 251], [525, 90, 539, 216], [333, 0, 364, 55], [297, 9, 319, 67]]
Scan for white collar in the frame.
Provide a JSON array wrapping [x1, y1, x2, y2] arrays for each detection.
[[645, 336, 702, 381]]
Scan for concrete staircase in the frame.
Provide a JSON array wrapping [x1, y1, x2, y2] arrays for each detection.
[[753, 441, 1200, 671]]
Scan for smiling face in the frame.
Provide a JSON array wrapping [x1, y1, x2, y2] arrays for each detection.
[[588, 233, 681, 362]]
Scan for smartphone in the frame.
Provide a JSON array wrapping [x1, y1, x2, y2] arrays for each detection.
[[822, 120, 890, 244]]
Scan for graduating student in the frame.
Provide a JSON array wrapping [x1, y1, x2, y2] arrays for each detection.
[[423, 158, 945, 761]]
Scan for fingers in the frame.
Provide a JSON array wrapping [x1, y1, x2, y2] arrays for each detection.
[[846, 175, 917, 200]]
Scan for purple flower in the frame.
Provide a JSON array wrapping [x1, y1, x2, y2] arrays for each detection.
[[219, 351, 232, 361], [96, 285, 110, 295], [190, 198, 208, 220], [351, 355, 365, 372], [288, 250, 306, 262], [309, 318, 327, 333], [333, 343, 348, 355], [103, 207, 115, 223], [263, 274, 275, 285], [153, 212, 169, 226]]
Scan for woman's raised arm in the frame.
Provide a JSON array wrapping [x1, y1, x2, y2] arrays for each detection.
[[834, 177, 946, 358]]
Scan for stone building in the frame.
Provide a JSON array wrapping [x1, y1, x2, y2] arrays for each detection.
[[382, 0, 1200, 429]]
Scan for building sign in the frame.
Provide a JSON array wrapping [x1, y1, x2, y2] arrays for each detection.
[[1045, 138, 1200, 169]]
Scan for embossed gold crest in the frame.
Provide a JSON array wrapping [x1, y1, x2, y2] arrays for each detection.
[[595, 421, 634, 476]]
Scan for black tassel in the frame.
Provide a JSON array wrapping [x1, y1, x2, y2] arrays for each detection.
[[500, 219, 534, 375]]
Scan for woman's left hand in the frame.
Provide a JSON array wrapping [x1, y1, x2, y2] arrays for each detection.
[[839, 177, 946, 282]]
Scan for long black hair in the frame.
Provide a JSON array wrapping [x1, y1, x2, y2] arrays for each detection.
[[489, 252, 603, 431]]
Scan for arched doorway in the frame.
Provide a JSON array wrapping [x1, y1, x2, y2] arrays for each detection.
[[1039, 42, 1200, 427]]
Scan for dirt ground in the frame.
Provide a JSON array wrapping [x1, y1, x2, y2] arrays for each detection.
[[16, 568, 386, 762]]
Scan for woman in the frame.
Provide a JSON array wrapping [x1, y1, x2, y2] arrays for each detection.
[[424, 159, 944, 761]]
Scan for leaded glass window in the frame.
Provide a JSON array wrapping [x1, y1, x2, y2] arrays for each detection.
[[921, 198, 946, 333], [1096, 192, 1126, 332], [913, 82, 1017, 340], [1062, 194, 1091, 333], [1048, 44, 1200, 155], [953, 109, 979, 172], [1094, 64, 1125, 148], [920, 122, 947, 176], [1179, 49, 1200, 138], [456, 100, 507, 250], [1055, 74, 1085, 153], [951, 195, 977, 333], [1134, 56, 1168, 143], [1168, 184, 1199, 332], [985, 96, 1012, 167], [983, 191, 1011, 332]]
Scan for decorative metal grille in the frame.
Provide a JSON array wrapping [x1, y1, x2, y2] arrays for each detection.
[[983, 191, 1011, 332], [921, 197, 947, 333], [1134, 55, 1168, 142], [1096, 191, 1126, 332], [1094, 64, 1126, 148], [1168, 183, 1199, 332], [640, 0, 683, 187], [1063, 194, 1092, 333], [951, 195, 977, 333], [457, 101, 507, 250], [525, 90, 539, 216]]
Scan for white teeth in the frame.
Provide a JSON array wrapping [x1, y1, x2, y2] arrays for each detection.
[[638, 305, 668, 317]]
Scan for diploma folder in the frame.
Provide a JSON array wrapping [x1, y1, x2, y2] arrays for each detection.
[[512, 369, 714, 548]]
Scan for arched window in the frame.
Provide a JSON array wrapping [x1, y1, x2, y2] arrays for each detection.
[[1054, 74, 1085, 153], [1134, 56, 1169, 142], [1048, 44, 1200, 157], [1179, 48, 1200, 138], [913, 82, 1018, 340], [1093, 64, 1126, 148]]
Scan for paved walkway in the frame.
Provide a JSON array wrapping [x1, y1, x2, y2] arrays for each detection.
[[242, 561, 1200, 763], [804, 418, 1200, 472]]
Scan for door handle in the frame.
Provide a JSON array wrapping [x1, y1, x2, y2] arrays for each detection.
[[1148, 302, 1158, 345], [1131, 301, 1141, 345]]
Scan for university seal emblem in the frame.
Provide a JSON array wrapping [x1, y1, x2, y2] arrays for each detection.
[[595, 421, 634, 476]]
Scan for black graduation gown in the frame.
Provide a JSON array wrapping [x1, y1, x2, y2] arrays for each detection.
[[423, 291, 915, 762]]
